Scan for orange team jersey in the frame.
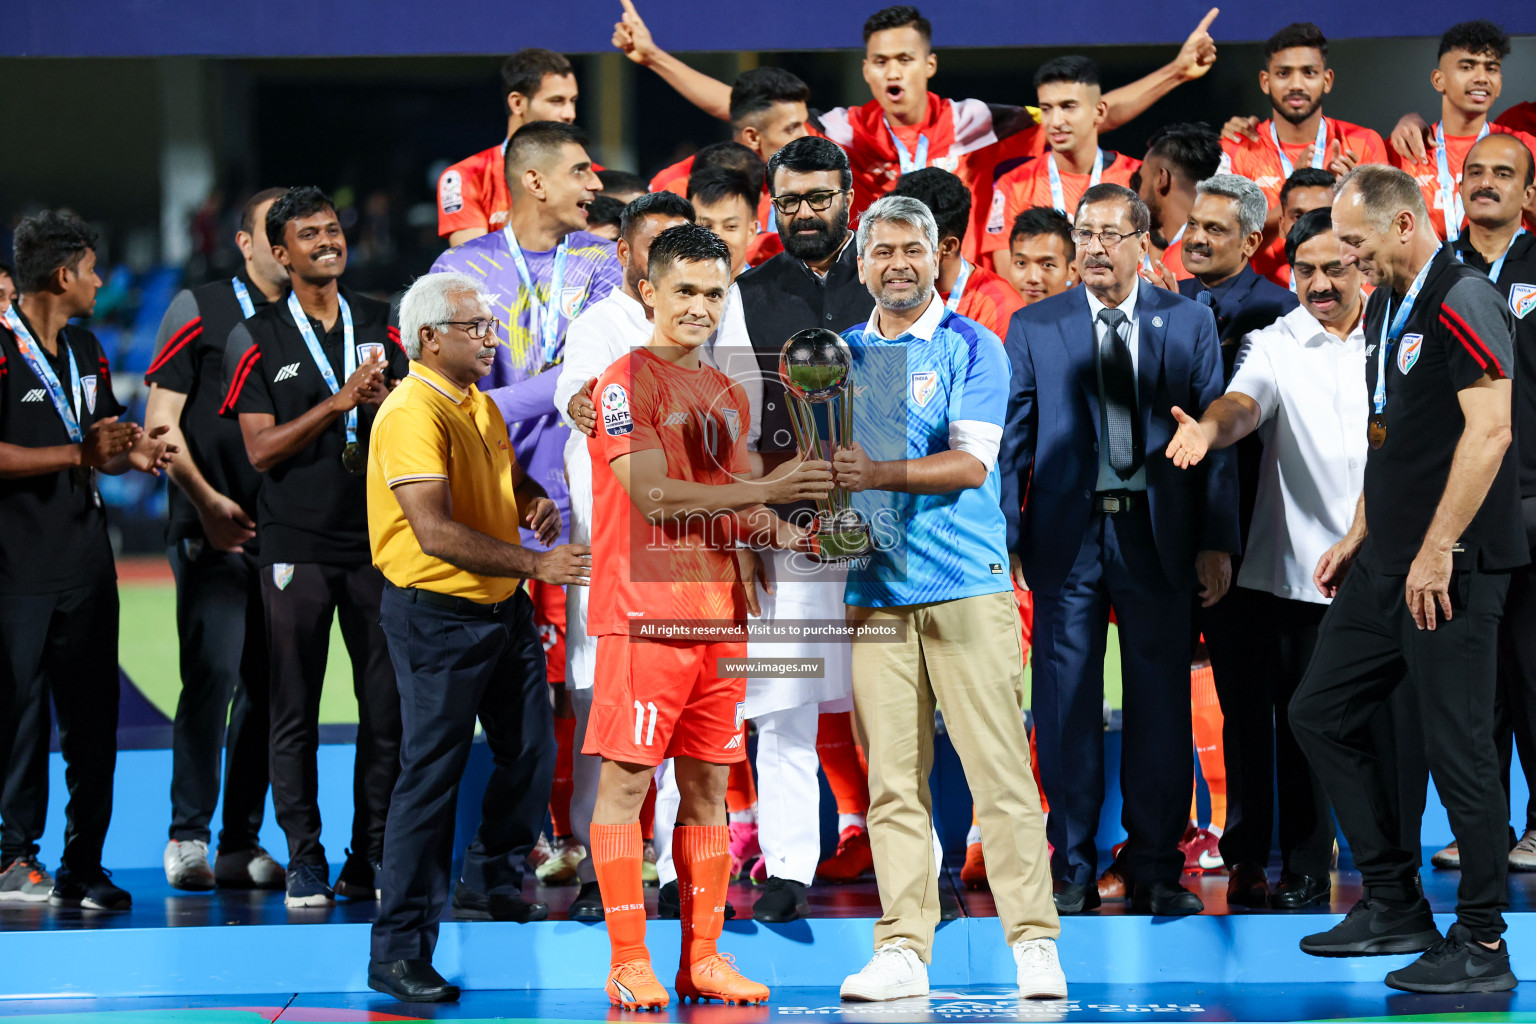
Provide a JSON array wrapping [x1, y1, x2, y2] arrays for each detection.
[[1147, 234, 1193, 282], [437, 142, 511, 240], [942, 260, 1024, 339], [817, 93, 1042, 261], [1497, 101, 1536, 137], [587, 347, 751, 638], [651, 152, 780, 249], [1220, 118, 1388, 209], [1388, 122, 1536, 239], [980, 151, 1141, 258]]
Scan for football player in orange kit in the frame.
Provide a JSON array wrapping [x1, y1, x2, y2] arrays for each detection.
[[1385, 20, 1536, 238], [1131, 122, 1223, 283], [436, 49, 583, 247], [585, 224, 830, 1009], [982, 57, 1141, 273], [615, 1, 1221, 258]]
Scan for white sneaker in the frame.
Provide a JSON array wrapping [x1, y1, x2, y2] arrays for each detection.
[[1510, 830, 1536, 872], [1012, 937, 1068, 999], [840, 939, 929, 1001], [214, 846, 286, 890], [164, 840, 215, 891]]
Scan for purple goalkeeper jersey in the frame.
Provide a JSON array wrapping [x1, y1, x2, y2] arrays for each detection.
[[431, 228, 621, 548]]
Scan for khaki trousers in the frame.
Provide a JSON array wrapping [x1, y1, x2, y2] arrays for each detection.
[[849, 589, 1059, 959]]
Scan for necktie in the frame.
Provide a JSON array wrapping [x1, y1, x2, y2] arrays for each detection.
[[1096, 307, 1141, 479]]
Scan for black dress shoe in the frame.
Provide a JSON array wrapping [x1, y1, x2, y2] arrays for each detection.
[[368, 959, 459, 1003], [452, 882, 549, 922], [1132, 881, 1204, 916], [1271, 872, 1330, 909], [1226, 862, 1269, 908], [658, 879, 736, 921], [1052, 879, 1101, 914], [568, 880, 604, 921], [753, 876, 808, 922]]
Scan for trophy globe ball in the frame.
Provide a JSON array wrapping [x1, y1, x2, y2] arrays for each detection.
[[779, 328, 852, 401]]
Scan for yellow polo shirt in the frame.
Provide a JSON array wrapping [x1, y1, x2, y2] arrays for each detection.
[[367, 362, 522, 603]]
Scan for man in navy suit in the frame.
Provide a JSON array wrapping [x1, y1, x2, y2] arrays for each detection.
[[1001, 183, 1239, 916], [1175, 173, 1298, 907]]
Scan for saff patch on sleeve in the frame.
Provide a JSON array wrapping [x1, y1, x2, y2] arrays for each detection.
[[1511, 283, 1536, 320], [440, 170, 463, 214], [602, 383, 633, 436], [1397, 333, 1424, 375]]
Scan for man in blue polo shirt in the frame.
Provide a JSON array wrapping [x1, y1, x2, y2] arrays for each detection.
[[829, 194, 1063, 1004]]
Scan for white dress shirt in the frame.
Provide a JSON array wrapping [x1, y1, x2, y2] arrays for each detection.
[[1227, 303, 1368, 605], [1085, 279, 1147, 492]]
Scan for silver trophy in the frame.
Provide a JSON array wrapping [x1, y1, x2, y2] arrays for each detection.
[[779, 328, 875, 562]]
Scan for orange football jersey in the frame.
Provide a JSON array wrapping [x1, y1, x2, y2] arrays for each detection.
[[942, 261, 1024, 339], [981, 151, 1142, 258], [1388, 122, 1536, 238]]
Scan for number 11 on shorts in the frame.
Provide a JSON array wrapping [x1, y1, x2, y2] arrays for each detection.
[[634, 700, 658, 746]]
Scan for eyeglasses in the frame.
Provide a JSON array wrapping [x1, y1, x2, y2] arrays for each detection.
[[770, 189, 848, 216], [439, 318, 501, 340], [1070, 228, 1143, 249]]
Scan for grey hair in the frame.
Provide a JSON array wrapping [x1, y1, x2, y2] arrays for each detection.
[[856, 194, 940, 257], [398, 272, 490, 360], [1335, 164, 1429, 230], [1195, 173, 1269, 237]]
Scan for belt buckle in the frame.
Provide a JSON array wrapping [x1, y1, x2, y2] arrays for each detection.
[[1101, 495, 1122, 514]]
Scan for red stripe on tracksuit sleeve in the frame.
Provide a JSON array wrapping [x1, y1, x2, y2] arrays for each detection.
[[1441, 305, 1505, 377], [146, 317, 202, 376], [220, 346, 261, 414]]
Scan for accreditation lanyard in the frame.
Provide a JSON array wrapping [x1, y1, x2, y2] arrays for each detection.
[[504, 226, 570, 366], [287, 291, 357, 445], [1270, 117, 1328, 178], [1455, 227, 1525, 283], [1435, 121, 1490, 242], [944, 259, 974, 313], [885, 118, 930, 175], [1373, 246, 1440, 417], [1047, 148, 1103, 214], [2, 307, 83, 442], [231, 277, 256, 318]]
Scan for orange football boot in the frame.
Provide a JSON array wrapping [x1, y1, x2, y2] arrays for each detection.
[[676, 952, 770, 1005], [606, 960, 669, 1011]]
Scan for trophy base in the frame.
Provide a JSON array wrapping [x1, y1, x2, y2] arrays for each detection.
[[812, 512, 874, 563]]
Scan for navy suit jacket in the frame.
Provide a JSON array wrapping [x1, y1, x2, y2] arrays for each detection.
[[1178, 263, 1299, 373], [1000, 284, 1240, 597]]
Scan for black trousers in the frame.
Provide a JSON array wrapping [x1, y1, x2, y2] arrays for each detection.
[[167, 540, 271, 850], [261, 561, 400, 868], [371, 585, 554, 963], [1493, 502, 1536, 838], [0, 575, 119, 871], [1032, 504, 1194, 888], [1292, 553, 1510, 940], [1204, 588, 1337, 877]]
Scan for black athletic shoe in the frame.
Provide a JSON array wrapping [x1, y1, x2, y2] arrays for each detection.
[[1385, 923, 1517, 993], [657, 880, 735, 921], [752, 876, 808, 922], [333, 849, 381, 900], [452, 881, 549, 922], [1300, 897, 1441, 957], [48, 865, 131, 911], [568, 880, 604, 921]]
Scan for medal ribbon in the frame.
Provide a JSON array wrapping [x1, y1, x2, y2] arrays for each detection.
[[1373, 245, 1441, 417], [1270, 117, 1329, 179], [287, 291, 358, 444], [232, 277, 257, 318], [504, 226, 571, 366], [1455, 226, 1526, 283], [1436, 121, 1490, 242], [944, 259, 973, 313], [3, 307, 82, 442], [885, 118, 931, 175], [1047, 148, 1103, 214]]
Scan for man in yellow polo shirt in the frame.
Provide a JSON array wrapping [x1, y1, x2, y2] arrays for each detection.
[[365, 271, 591, 1003]]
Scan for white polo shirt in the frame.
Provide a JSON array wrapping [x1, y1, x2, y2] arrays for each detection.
[[1228, 303, 1369, 605]]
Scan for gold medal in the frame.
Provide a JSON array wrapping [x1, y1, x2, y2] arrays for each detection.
[[341, 441, 365, 476], [1368, 415, 1387, 450]]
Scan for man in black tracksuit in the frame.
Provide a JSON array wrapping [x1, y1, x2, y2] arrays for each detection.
[[221, 187, 408, 909]]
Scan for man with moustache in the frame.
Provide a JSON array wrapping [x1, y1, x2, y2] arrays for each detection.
[[1006, 208, 1080, 305], [1132, 123, 1223, 283], [221, 186, 409, 909], [1439, 134, 1536, 874], [1001, 183, 1236, 918], [1290, 165, 1522, 993], [148, 187, 290, 892], [1165, 208, 1367, 910]]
